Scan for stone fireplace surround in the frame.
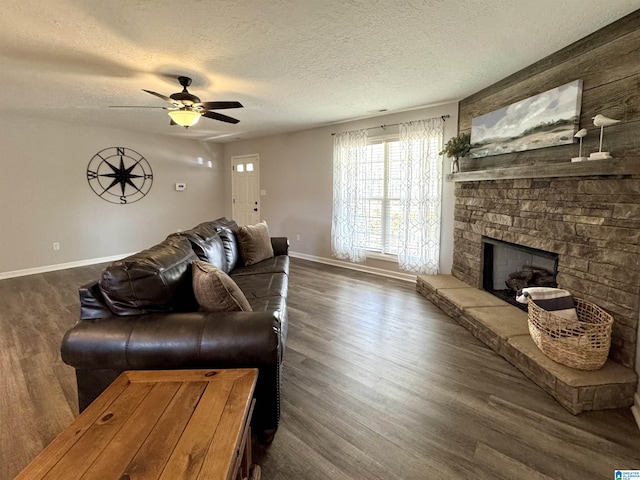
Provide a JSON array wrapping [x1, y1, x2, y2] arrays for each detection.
[[451, 175, 640, 370], [416, 171, 639, 413], [443, 11, 640, 415]]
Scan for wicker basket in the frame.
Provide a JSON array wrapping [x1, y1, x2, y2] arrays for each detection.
[[527, 297, 613, 370]]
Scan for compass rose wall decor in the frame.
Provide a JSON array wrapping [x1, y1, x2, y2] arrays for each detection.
[[87, 147, 153, 204]]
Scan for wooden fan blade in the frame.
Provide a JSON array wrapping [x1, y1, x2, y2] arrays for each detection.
[[199, 101, 243, 110], [202, 111, 240, 124], [142, 89, 175, 104]]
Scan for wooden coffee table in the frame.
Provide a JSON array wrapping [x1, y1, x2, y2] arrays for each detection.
[[16, 369, 261, 480]]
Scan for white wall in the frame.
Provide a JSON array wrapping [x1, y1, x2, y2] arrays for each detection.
[[221, 103, 459, 275], [0, 116, 226, 275]]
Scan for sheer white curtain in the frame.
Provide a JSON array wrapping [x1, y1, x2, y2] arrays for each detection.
[[331, 129, 369, 262], [397, 118, 443, 274], [331, 119, 443, 273]]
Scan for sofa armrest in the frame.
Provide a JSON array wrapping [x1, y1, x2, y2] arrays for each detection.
[[79, 281, 113, 320], [61, 311, 283, 371], [271, 237, 289, 256]]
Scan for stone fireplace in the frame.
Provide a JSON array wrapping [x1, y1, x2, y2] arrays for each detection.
[[452, 176, 640, 370], [440, 10, 640, 416]]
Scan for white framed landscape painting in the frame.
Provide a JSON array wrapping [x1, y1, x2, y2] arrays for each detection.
[[470, 79, 583, 158]]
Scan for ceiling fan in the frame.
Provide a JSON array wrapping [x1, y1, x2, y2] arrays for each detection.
[[110, 76, 243, 128]]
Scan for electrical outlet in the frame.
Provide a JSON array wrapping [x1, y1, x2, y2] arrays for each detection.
[[53, 242, 60, 251], [175, 183, 187, 191]]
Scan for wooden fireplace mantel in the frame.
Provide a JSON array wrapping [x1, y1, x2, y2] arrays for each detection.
[[446, 158, 640, 182]]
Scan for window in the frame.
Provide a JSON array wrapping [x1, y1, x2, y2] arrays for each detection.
[[362, 139, 403, 256], [332, 118, 443, 273], [235, 163, 253, 172]]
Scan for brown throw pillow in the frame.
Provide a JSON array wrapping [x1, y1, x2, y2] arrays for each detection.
[[192, 261, 253, 312], [237, 221, 274, 266]]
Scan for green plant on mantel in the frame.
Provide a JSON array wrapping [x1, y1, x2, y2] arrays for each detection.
[[440, 132, 471, 173]]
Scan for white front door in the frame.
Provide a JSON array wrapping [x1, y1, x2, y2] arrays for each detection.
[[231, 154, 261, 226]]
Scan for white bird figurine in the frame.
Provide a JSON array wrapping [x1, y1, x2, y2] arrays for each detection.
[[589, 114, 620, 160], [571, 128, 587, 162], [592, 114, 621, 127]]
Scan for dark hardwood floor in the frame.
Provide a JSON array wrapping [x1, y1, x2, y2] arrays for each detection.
[[1, 258, 639, 479]]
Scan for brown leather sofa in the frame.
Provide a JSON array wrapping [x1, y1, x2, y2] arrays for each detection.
[[61, 217, 288, 441]]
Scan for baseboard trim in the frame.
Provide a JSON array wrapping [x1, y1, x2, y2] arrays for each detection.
[[633, 393, 640, 432], [1, 251, 418, 283], [0, 253, 134, 280], [289, 251, 417, 282]]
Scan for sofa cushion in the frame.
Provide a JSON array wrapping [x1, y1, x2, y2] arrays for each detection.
[[211, 217, 240, 234], [238, 221, 275, 266], [170, 229, 227, 271], [216, 226, 240, 273], [232, 272, 288, 301], [231, 255, 289, 277], [190, 221, 220, 239], [247, 294, 287, 314], [99, 237, 198, 316], [192, 261, 253, 312]]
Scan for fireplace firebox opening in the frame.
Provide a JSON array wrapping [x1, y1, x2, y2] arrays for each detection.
[[482, 238, 559, 310]]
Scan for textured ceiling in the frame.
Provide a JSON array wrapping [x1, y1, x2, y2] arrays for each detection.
[[1, 1, 637, 142]]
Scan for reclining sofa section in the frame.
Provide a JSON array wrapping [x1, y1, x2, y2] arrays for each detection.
[[61, 217, 289, 440]]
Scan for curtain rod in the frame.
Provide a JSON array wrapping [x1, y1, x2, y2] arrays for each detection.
[[331, 115, 450, 136]]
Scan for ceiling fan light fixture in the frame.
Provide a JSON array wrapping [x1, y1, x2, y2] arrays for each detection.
[[116, 77, 242, 126], [168, 109, 201, 127]]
